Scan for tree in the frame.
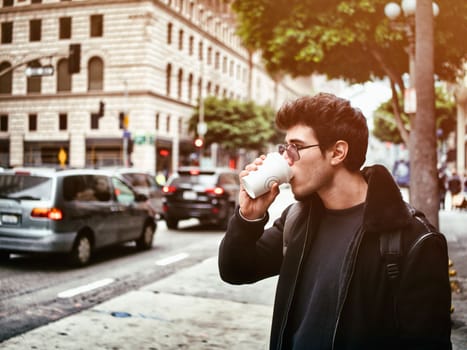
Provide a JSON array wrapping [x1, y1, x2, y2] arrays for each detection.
[[231, 0, 466, 225], [373, 87, 456, 144], [189, 96, 279, 156]]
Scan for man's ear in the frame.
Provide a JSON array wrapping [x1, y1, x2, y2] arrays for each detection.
[[330, 140, 348, 166]]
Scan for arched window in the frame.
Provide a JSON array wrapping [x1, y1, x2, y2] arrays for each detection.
[[27, 60, 41, 94], [166, 63, 172, 96], [57, 58, 71, 92], [167, 22, 173, 44], [188, 73, 193, 101], [88, 56, 104, 91], [177, 68, 183, 99], [0, 61, 12, 94], [197, 77, 202, 100]]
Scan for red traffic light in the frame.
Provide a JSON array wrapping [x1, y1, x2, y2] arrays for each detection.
[[194, 137, 204, 148]]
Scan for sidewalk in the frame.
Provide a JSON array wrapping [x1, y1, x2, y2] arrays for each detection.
[[0, 257, 276, 350], [1, 210, 466, 349]]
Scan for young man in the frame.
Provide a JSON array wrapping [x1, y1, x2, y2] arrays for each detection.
[[218, 93, 451, 349]]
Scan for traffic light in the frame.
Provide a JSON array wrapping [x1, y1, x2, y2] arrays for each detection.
[[119, 112, 129, 129], [98, 101, 105, 117], [68, 43, 81, 74], [194, 137, 204, 148]]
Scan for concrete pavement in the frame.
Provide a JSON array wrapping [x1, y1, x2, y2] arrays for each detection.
[[1, 210, 466, 349]]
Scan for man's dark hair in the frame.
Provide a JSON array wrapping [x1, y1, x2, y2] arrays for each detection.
[[276, 93, 369, 172]]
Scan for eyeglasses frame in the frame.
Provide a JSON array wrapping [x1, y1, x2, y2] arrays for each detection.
[[278, 143, 320, 162]]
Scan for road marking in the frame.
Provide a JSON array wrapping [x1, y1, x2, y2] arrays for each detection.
[[155, 252, 189, 266], [57, 278, 115, 298]]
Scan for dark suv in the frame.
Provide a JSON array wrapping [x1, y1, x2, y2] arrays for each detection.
[[0, 168, 156, 266], [112, 168, 163, 220], [162, 167, 240, 229]]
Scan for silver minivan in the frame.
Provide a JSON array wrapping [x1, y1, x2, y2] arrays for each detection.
[[0, 168, 156, 267]]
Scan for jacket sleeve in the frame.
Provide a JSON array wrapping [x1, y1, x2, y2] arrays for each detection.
[[397, 232, 452, 349], [218, 205, 290, 285]]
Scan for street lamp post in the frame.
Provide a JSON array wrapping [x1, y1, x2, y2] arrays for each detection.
[[384, 0, 439, 114]]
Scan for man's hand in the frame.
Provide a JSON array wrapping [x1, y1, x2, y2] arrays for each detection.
[[239, 155, 280, 220]]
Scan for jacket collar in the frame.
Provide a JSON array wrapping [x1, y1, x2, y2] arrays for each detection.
[[307, 164, 411, 233], [360, 164, 412, 232]]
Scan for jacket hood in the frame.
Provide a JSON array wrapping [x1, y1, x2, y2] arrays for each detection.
[[360, 164, 412, 232]]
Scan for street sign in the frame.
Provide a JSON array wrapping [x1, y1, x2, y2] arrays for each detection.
[[25, 65, 54, 77]]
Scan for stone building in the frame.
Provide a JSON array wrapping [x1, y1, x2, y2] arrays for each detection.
[[0, 0, 308, 174]]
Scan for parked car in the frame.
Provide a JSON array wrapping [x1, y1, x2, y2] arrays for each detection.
[[162, 167, 240, 229], [0, 168, 156, 267], [112, 168, 164, 219]]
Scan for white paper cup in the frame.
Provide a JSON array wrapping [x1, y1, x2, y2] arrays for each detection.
[[241, 152, 292, 199]]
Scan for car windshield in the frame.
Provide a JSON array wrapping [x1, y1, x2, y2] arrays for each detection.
[[0, 174, 53, 200]]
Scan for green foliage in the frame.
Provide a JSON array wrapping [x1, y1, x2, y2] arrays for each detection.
[[372, 86, 456, 144], [189, 97, 279, 154], [232, 0, 467, 83]]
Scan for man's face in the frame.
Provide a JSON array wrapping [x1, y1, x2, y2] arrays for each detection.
[[284, 124, 334, 201]]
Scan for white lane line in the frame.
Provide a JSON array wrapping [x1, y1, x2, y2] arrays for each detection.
[[155, 252, 189, 266], [57, 278, 115, 298]]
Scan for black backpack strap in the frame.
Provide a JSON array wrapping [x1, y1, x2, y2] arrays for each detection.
[[380, 230, 402, 293]]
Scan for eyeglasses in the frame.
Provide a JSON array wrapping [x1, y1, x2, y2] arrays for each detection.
[[278, 143, 320, 162]]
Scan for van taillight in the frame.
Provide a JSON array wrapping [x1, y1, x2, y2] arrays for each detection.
[[205, 187, 224, 195], [31, 207, 63, 221], [162, 186, 177, 194]]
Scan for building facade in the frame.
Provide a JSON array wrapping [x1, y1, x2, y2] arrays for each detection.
[[0, 0, 307, 174]]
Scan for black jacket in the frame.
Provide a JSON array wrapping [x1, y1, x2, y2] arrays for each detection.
[[218, 165, 451, 349]]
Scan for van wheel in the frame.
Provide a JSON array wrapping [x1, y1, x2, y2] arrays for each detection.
[[166, 217, 178, 230], [69, 234, 92, 267], [136, 222, 155, 250]]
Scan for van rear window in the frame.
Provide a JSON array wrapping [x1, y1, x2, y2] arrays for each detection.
[[0, 174, 53, 200]]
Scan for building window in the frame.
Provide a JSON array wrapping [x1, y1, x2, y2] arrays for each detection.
[[178, 29, 184, 50], [167, 22, 172, 44], [197, 77, 202, 100], [198, 41, 203, 61], [57, 58, 71, 92], [207, 81, 212, 95], [189, 35, 194, 55], [59, 113, 67, 130], [1, 22, 13, 44], [27, 60, 41, 94], [166, 63, 172, 96], [155, 113, 160, 131], [0, 61, 12, 94], [29, 114, 38, 131], [177, 68, 183, 99], [222, 56, 227, 73], [0, 115, 7, 132], [59, 17, 72, 39], [90, 113, 100, 129], [31, 0, 42, 4], [215, 52, 220, 70], [29, 19, 42, 42], [166, 115, 171, 133], [90, 14, 103, 37], [207, 47, 212, 65], [188, 73, 193, 101], [178, 117, 183, 135], [2, 0, 13, 7], [88, 57, 104, 91]]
